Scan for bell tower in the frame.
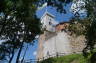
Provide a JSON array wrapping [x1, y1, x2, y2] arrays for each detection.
[[41, 12, 57, 32]]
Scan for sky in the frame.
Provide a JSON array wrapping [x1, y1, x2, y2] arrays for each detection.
[[36, 3, 74, 22]]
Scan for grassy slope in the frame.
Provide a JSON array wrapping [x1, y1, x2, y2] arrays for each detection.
[[39, 54, 88, 63]]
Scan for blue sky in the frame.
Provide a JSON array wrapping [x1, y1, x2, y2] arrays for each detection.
[[36, 3, 73, 22], [11, 40, 38, 63]]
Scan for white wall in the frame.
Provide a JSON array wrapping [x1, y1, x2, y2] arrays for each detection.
[[43, 31, 72, 58], [56, 32, 72, 54], [41, 13, 57, 32]]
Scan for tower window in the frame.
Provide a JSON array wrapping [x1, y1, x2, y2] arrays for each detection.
[[49, 21, 52, 25]]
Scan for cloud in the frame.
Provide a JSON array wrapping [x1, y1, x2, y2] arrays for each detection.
[[33, 51, 37, 56], [0, 40, 7, 44], [71, 0, 86, 14], [35, 35, 39, 39]]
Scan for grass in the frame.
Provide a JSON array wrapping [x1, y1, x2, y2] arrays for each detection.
[[39, 54, 88, 63]]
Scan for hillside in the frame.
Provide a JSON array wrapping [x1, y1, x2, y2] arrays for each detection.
[[39, 54, 88, 63]]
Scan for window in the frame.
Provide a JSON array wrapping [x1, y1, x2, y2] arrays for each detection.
[[49, 21, 52, 25]]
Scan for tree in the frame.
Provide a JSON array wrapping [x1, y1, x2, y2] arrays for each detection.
[[37, 0, 72, 13], [0, 0, 41, 63], [0, 0, 73, 63], [69, 0, 96, 63], [82, 0, 96, 63]]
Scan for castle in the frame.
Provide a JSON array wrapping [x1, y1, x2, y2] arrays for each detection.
[[37, 12, 86, 60]]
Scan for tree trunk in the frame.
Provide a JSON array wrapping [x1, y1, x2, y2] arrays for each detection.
[[16, 42, 23, 63], [21, 44, 28, 63], [8, 48, 15, 63]]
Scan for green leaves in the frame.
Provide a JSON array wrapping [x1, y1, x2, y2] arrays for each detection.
[[37, 0, 72, 13], [0, 0, 41, 62]]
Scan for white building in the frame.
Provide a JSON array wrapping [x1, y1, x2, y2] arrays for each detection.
[[40, 11, 58, 32]]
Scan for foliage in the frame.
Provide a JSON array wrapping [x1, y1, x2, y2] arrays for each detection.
[[0, 0, 41, 63], [69, 18, 91, 36], [69, 0, 96, 63], [70, 0, 87, 18], [39, 54, 88, 63], [84, 0, 96, 50], [37, 0, 72, 13]]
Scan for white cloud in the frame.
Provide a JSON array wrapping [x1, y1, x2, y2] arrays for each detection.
[[0, 40, 8, 45], [33, 51, 37, 56], [70, 0, 86, 14], [35, 35, 39, 39]]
